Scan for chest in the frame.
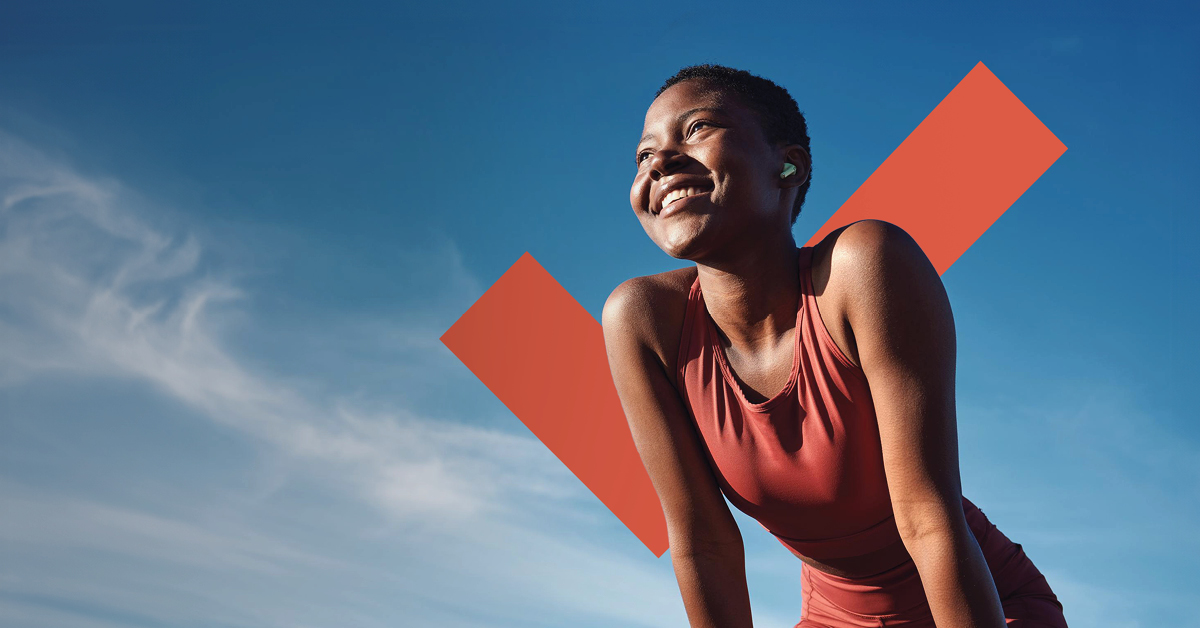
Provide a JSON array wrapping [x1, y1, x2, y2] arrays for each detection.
[[679, 298, 894, 541]]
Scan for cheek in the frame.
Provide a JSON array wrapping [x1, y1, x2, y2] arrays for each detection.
[[629, 174, 649, 211], [717, 159, 763, 201]]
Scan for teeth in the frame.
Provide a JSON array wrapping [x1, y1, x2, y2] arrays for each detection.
[[662, 187, 708, 210]]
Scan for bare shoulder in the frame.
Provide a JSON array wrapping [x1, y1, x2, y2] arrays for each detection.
[[810, 220, 937, 366], [601, 266, 698, 377], [819, 217, 924, 265], [813, 219, 931, 293]]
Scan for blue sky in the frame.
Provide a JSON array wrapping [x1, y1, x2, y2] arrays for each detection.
[[0, 1, 1196, 626]]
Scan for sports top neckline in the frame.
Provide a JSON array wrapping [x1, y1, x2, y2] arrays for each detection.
[[693, 252, 805, 413]]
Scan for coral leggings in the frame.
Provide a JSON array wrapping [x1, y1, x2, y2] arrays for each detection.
[[796, 501, 1068, 627]]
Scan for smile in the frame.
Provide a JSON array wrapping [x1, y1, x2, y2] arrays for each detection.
[[658, 187, 711, 215]]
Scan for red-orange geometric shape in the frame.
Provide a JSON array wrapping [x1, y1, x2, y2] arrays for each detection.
[[441, 62, 1066, 556], [805, 62, 1067, 272], [440, 253, 669, 554]]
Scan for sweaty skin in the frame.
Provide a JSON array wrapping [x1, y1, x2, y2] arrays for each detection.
[[602, 79, 1007, 628]]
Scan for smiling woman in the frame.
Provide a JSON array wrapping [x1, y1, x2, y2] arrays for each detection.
[[628, 68, 811, 263], [602, 65, 1068, 628]]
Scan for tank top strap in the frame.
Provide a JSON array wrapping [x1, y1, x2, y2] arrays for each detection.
[[674, 273, 704, 393], [797, 245, 816, 311]]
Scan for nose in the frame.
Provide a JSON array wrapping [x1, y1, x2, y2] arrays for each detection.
[[647, 149, 688, 181]]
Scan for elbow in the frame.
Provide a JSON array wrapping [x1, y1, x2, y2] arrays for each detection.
[[671, 534, 745, 563], [897, 520, 953, 551], [893, 499, 971, 549], [668, 521, 745, 561]]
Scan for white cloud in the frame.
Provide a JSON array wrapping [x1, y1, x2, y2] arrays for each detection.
[[0, 129, 686, 627], [0, 479, 345, 588], [0, 129, 574, 524]]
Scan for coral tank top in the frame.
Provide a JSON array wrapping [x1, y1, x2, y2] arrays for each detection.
[[675, 246, 904, 561]]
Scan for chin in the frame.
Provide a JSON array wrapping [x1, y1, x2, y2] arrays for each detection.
[[651, 227, 715, 261]]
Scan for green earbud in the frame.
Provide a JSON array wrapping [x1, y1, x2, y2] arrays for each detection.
[[780, 163, 797, 179]]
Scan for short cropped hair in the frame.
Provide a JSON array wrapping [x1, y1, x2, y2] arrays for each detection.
[[655, 64, 812, 225]]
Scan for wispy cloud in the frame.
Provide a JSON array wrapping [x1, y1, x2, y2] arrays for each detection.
[[0, 129, 569, 523], [0, 129, 686, 627]]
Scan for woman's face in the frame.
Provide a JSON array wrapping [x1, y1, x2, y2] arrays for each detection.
[[630, 79, 795, 260]]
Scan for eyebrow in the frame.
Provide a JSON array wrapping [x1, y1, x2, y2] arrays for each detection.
[[639, 106, 724, 144]]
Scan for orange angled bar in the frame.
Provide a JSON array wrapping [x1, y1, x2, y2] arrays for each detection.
[[440, 253, 669, 554], [805, 62, 1067, 273], [442, 62, 1066, 556]]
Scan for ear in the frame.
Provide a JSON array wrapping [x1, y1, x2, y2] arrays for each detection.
[[780, 145, 811, 189]]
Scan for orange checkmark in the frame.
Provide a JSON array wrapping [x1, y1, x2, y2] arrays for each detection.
[[441, 62, 1066, 556]]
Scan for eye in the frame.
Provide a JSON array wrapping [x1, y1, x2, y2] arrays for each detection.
[[636, 149, 654, 165], [688, 120, 714, 136]]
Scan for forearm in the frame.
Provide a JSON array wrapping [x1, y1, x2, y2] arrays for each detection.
[[906, 524, 1006, 628], [670, 544, 754, 628]]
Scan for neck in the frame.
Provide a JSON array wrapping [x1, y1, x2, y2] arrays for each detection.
[[695, 238, 802, 354]]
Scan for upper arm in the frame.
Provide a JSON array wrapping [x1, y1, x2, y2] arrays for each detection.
[[601, 278, 742, 556], [832, 220, 965, 541]]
